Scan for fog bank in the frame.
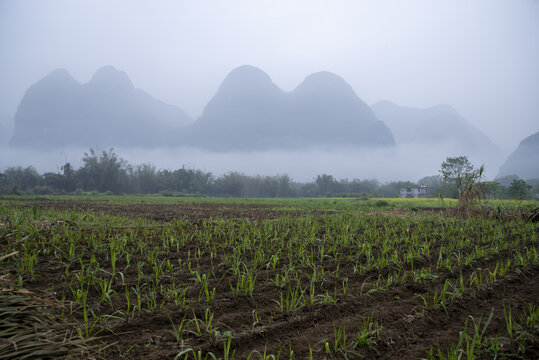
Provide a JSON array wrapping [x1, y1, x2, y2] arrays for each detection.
[[0, 143, 504, 183]]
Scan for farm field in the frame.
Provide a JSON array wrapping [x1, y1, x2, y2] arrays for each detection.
[[1, 196, 538, 359]]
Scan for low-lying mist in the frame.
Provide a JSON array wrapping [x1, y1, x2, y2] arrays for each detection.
[[0, 142, 504, 183]]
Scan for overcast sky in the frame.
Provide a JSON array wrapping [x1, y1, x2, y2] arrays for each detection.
[[1, 0, 538, 153]]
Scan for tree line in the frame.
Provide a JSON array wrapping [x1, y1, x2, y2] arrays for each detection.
[[0, 149, 536, 199]]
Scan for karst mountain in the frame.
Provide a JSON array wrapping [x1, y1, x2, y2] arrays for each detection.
[[184, 65, 395, 150], [10, 65, 503, 156], [10, 66, 193, 149], [371, 100, 501, 158], [497, 131, 539, 180]]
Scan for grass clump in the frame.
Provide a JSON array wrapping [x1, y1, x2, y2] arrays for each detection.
[[0, 288, 94, 359]]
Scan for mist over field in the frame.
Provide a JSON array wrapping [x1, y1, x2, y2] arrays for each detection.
[[0, 142, 503, 183]]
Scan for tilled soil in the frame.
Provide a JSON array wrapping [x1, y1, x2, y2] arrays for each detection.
[[3, 199, 538, 359], [94, 262, 537, 360], [3, 197, 324, 221]]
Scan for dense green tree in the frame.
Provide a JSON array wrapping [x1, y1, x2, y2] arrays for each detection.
[[238, 175, 294, 198], [440, 156, 474, 188], [342, 178, 380, 195], [275, 175, 295, 197], [299, 182, 318, 197], [508, 179, 532, 200], [187, 169, 213, 194], [494, 174, 519, 187], [439, 156, 484, 198], [3, 166, 42, 191], [133, 163, 160, 194], [212, 172, 245, 197], [527, 178, 539, 199], [242, 176, 277, 197], [315, 174, 342, 195], [0, 173, 8, 193], [157, 167, 212, 194], [482, 181, 503, 199], [42, 172, 65, 190], [77, 148, 128, 194], [61, 162, 77, 192]]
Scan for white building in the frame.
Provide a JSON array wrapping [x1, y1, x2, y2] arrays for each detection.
[[400, 185, 428, 198]]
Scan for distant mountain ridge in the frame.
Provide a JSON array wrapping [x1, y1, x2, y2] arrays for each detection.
[[184, 65, 395, 150], [10, 66, 193, 149], [497, 131, 539, 180], [371, 100, 501, 156], [10, 65, 501, 156], [11, 65, 396, 150]]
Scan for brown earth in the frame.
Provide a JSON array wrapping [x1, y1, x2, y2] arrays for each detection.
[[2, 197, 325, 222], [2, 199, 538, 359]]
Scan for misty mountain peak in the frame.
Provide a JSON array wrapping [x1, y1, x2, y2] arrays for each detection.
[[294, 71, 356, 98], [89, 65, 134, 91], [226, 65, 272, 82], [33, 68, 78, 89], [47, 68, 75, 80], [10, 65, 193, 149], [217, 65, 281, 96], [190, 65, 395, 150], [372, 100, 501, 158]]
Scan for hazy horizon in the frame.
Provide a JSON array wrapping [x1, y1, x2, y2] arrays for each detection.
[[0, 141, 506, 183]]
